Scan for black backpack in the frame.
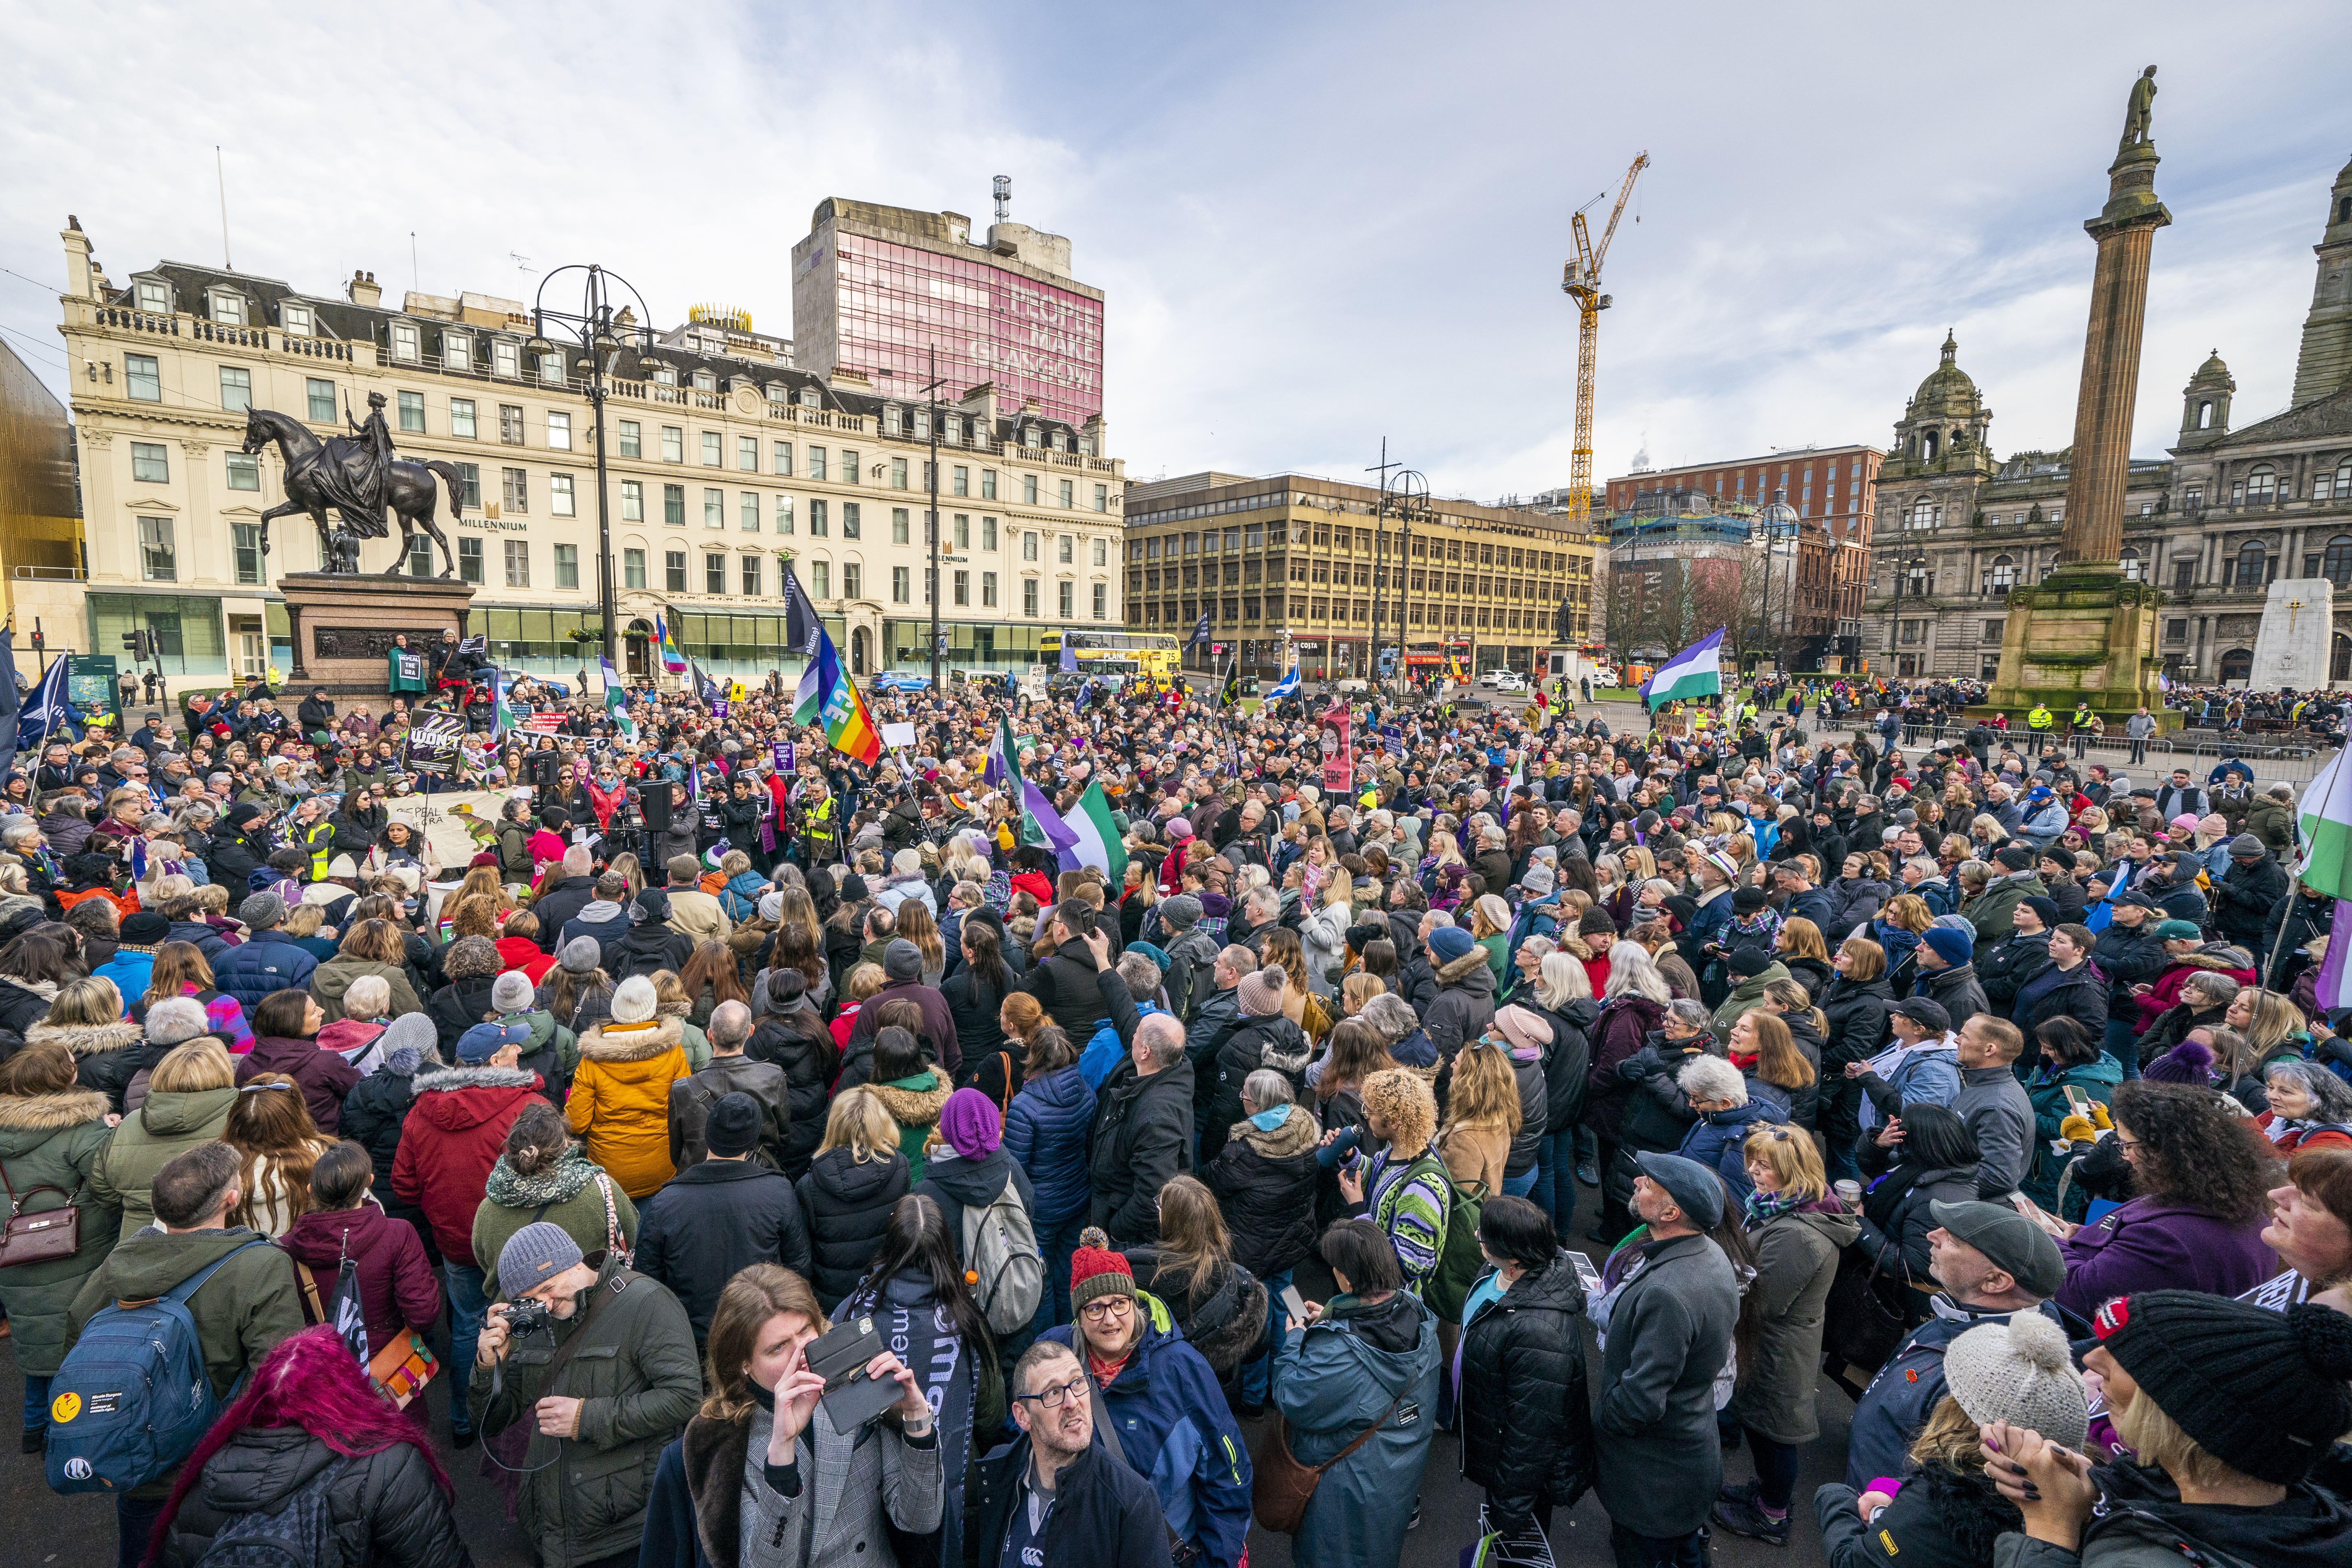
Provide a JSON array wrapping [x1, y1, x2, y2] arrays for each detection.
[[193, 1458, 343, 1568]]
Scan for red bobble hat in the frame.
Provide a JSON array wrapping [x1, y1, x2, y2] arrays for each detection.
[[1071, 1227, 1135, 1310]]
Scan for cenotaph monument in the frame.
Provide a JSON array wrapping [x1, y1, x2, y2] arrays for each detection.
[[2247, 580, 2335, 691]]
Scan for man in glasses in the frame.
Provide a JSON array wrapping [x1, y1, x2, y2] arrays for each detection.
[[970, 1340, 1173, 1568]]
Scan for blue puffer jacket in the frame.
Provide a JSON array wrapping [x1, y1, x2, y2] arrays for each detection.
[[211, 929, 319, 1012], [1083, 999, 1161, 1091], [1004, 1063, 1096, 1225], [718, 870, 769, 925], [1043, 1295, 1252, 1568], [1676, 1091, 1786, 1201]]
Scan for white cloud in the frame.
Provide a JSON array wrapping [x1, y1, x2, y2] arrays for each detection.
[[3, 0, 2347, 503]]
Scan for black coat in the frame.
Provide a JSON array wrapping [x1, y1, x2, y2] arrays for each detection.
[[909, 1144, 1036, 1260], [1975, 930, 2051, 1010], [608, 922, 695, 984], [1199, 1103, 1323, 1278], [1195, 1014, 1310, 1165], [1854, 1149, 1980, 1285], [1522, 997, 1597, 1133], [1019, 948, 1113, 1041], [1615, 1040, 1708, 1153], [964, 1432, 1172, 1568], [1087, 1052, 1195, 1247], [1459, 1253, 1597, 1532], [1817, 1465, 2021, 1568], [633, 1159, 813, 1339], [2214, 852, 2290, 943], [529, 876, 597, 954], [793, 1145, 911, 1311], [338, 1054, 424, 1195], [425, 977, 499, 1059], [744, 1007, 832, 1178], [160, 1425, 468, 1568]]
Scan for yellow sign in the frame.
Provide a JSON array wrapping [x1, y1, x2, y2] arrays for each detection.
[[51, 1391, 80, 1423]]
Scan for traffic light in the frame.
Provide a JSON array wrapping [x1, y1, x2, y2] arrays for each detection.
[[121, 629, 150, 661]]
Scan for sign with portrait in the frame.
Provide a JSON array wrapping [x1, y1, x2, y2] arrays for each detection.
[[1318, 704, 1352, 793]]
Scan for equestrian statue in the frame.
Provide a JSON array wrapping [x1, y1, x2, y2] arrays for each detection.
[[241, 392, 463, 576]]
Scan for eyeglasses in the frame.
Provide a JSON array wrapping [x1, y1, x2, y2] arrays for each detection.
[[1015, 1375, 1091, 1410], [1079, 1297, 1133, 1322]]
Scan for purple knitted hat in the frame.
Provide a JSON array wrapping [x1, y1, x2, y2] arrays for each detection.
[[939, 1087, 1003, 1161], [2141, 1040, 2216, 1086]]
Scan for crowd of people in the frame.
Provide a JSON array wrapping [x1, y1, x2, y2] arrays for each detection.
[[0, 660, 2347, 1568]]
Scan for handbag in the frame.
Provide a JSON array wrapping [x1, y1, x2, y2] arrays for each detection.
[[0, 1160, 81, 1269], [1250, 1392, 1403, 1535], [292, 1249, 441, 1410]]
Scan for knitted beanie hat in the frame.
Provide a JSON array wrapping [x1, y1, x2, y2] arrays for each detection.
[[1428, 925, 1476, 964], [1237, 963, 1287, 1018], [938, 1087, 1002, 1161], [610, 975, 659, 1025], [1726, 944, 1774, 980], [491, 970, 535, 1014], [2093, 1290, 2352, 1484], [498, 1221, 584, 1294], [560, 936, 604, 974], [1941, 1311, 2088, 1452], [1921, 926, 1974, 969], [2140, 1039, 2215, 1085], [1070, 1227, 1135, 1310]]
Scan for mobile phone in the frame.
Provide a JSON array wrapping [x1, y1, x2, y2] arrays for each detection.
[[2062, 1085, 2091, 1116], [1279, 1284, 1310, 1323]]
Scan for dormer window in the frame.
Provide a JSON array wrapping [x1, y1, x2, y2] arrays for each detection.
[[1024, 426, 1041, 449], [799, 385, 820, 408], [135, 280, 169, 314], [1078, 435, 1095, 457], [540, 352, 565, 384], [391, 321, 421, 362], [942, 415, 961, 444], [281, 304, 312, 337], [211, 291, 245, 326], [1052, 430, 1068, 452], [766, 383, 788, 405], [442, 329, 470, 368], [884, 406, 903, 436], [914, 410, 931, 440], [692, 370, 715, 392], [492, 338, 519, 378]]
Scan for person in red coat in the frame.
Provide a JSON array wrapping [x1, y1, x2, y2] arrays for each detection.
[[277, 1140, 440, 1359], [389, 1019, 540, 1443], [493, 910, 559, 984]]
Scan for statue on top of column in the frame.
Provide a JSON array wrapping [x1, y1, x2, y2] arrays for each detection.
[[2120, 66, 2157, 153]]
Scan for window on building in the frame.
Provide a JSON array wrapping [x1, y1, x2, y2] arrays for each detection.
[[217, 365, 252, 413], [134, 279, 169, 313], [700, 488, 723, 528], [892, 508, 909, 545], [658, 483, 684, 527], [455, 462, 480, 509], [892, 566, 910, 603], [233, 523, 261, 585], [1983, 619, 2004, 642], [2326, 536, 2352, 588], [705, 552, 726, 594], [1058, 479, 1074, 509], [551, 474, 576, 517], [137, 518, 176, 581], [809, 499, 828, 536], [1059, 582, 1075, 618], [1023, 578, 1039, 616], [2121, 547, 2143, 581], [953, 466, 969, 497], [741, 555, 762, 597], [126, 353, 161, 402], [1987, 554, 2016, 594], [701, 431, 721, 467], [809, 447, 828, 482], [891, 457, 907, 490], [737, 436, 758, 473], [773, 441, 793, 476], [1094, 484, 1109, 514], [665, 550, 687, 592], [2234, 540, 2269, 586], [1023, 474, 1040, 505], [131, 441, 167, 482], [953, 514, 968, 549], [452, 398, 478, 439], [500, 404, 524, 445], [775, 495, 793, 534], [547, 412, 571, 451], [1092, 538, 1108, 567], [493, 339, 519, 378], [2174, 559, 2196, 590], [1093, 583, 1107, 620], [538, 351, 564, 384], [982, 572, 997, 607], [810, 559, 830, 597], [1023, 532, 1039, 562], [391, 322, 419, 362], [661, 426, 684, 463], [620, 479, 643, 522], [499, 539, 528, 587], [740, 492, 760, 531], [623, 548, 646, 590], [501, 467, 528, 513], [982, 516, 997, 551], [952, 571, 969, 606], [2245, 465, 2278, 505], [842, 503, 861, 539], [842, 562, 861, 597], [841, 449, 861, 485], [306, 378, 335, 423], [440, 328, 466, 365], [225, 452, 259, 492], [2164, 618, 2188, 643], [982, 469, 997, 501], [1058, 535, 1073, 564]]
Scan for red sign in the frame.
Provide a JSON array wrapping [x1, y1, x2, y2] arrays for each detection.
[[1318, 704, 1352, 794]]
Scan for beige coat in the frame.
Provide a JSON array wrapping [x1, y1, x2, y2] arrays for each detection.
[[663, 887, 733, 949]]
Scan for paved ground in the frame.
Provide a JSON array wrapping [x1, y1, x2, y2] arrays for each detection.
[[2, 1168, 1853, 1567]]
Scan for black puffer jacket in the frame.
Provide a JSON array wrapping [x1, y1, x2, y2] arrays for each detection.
[[794, 1145, 910, 1311], [1087, 1051, 1195, 1247], [1819, 972, 1892, 1070], [529, 875, 597, 954], [1522, 997, 1597, 1134], [1458, 1252, 1597, 1533], [1854, 1148, 1981, 1287], [745, 1006, 834, 1179], [160, 1425, 468, 1568], [425, 977, 499, 1060], [1199, 1100, 1323, 1278], [338, 1045, 428, 1195], [1195, 1013, 1311, 1165], [607, 921, 694, 984], [1615, 1038, 1709, 1153], [1975, 930, 2051, 1011]]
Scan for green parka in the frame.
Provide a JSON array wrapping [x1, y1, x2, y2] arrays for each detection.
[[88, 1084, 236, 1241], [0, 1087, 122, 1374]]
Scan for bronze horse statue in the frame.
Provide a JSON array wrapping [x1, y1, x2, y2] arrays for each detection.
[[240, 407, 463, 576]]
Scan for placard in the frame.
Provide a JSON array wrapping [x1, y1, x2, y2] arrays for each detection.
[[403, 712, 466, 775], [773, 740, 796, 773], [879, 722, 918, 751], [1318, 704, 1353, 793]]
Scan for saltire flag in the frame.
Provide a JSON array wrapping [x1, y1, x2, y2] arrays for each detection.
[[13, 654, 77, 760], [1267, 665, 1300, 702], [2296, 749, 2352, 1008], [1638, 628, 1726, 707], [599, 657, 636, 740], [492, 667, 519, 735], [655, 614, 688, 674], [813, 628, 881, 765], [1065, 780, 1129, 884]]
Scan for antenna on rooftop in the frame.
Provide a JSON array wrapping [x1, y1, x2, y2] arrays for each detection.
[[993, 176, 1010, 224], [510, 253, 536, 280]]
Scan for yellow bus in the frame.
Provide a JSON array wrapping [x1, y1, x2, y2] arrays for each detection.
[[1037, 630, 1183, 685]]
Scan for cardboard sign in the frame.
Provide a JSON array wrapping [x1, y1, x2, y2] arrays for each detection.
[[402, 712, 466, 774]]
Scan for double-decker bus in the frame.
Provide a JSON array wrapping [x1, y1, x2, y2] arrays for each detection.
[[1037, 630, 1183, 685], [1403, 640, 1474, 682]]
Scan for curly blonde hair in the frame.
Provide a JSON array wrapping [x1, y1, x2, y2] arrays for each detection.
[[1362, 1067, 1436, 1155]]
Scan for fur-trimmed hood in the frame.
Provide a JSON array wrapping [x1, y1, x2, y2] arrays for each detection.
[[870, 1072, 951, 1128], [411, 1064, 541, 1095], [578, 1015, 685, 1063], [0, 1087, 110, 1132], [1437, 949, 1495, 988], [1228, 1101, 1322, 1160], [24, 1019, 146, 1058]]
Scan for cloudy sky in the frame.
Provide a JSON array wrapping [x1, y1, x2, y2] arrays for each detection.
[[3, 1, 2346, 505]]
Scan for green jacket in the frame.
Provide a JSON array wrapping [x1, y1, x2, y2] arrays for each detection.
[[469, 1255, 701, 1568], [471, 1153, 640, 1300], [2247, 795, 2297, 858], [65, 1227, 305, 1499], [310, 954, 426, 1024], [2023, 1053, 2125, 1208], [89, 1085, 237, 1241], [0, 1087, 122, 1375], [1962, 873, 2047, 950], [1710, 960, 1792, 1036]]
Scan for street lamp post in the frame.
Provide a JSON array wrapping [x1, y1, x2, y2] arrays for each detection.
[[1750, 487, 1799, 678], [1383, 469, 1427, 697], [881, 345, 948, 690], [527, 265, 652, 670]]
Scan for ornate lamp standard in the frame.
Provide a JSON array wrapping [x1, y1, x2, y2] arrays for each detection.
[[878, 345, 948, 689], [526, 265, 652, 666], [1750, 488, 1801, 674]]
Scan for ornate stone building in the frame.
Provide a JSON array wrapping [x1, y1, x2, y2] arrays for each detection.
[[1865, 154, 2352, 687]]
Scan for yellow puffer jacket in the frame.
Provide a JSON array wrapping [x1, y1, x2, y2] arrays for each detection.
[[564, 1015, 691, 1198]]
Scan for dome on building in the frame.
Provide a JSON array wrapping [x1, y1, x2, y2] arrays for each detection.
[[2189, 347, 2231, 385], [1911, 329, 1980, 416], [1754, 488, 1800, 536]]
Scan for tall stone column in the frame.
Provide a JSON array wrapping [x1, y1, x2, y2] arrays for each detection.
[[2060, 135, 2171, 565]]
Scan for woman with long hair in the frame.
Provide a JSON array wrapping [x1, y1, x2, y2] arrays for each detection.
[[676, 939, 748, 1032], [639, 1265, 940, 1568], [277, 1139, 440, 1359], [1128, 1172, 1266, 1384], [942, 916, 1015, 1080], [894, 898, 947, 990], [840, 1194, 999, 1568], [1004, 1021, 1094, 1330], [152, 1325, 468, 1568], [1313, 1015, 1400, 1137], [222, 1073, 333, 1238], [794, 1086, 912, 1311], [1727, 1008, 1818, 1129], [1261, 926, 1335, 1043], [1774, 917, 1834, 1001], [133, 940, 253, 1052], [1853, 1102, 1982, 1314]]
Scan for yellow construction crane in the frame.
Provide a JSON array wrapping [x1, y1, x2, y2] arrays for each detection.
[[1561, 151, 1649, 537]]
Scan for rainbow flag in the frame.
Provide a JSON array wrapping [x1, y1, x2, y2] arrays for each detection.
[[813, 627, 881, 765], [655, 615, 688, 674]]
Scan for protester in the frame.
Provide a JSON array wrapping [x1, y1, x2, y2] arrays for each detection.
[[794, 1086, 912, 1312], [0, 1042, 121, 1453], [470, 1100, 639, 1298], [1457, 1195, 1596, 1550], [966, 1340, 1172, 1568], [88, 1038, 238, 1240]]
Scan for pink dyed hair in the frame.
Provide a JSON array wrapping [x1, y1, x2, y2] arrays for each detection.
[[149, 1326, 451, 1564]]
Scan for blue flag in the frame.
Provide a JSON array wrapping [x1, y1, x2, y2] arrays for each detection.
[[1267, 665, 1300, 702], [1188, 612, 1211, 648], [14, 655, 77, 758]]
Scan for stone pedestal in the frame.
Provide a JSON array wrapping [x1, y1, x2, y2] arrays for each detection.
[[2249, 579, 2334, 690], [1985, 567, 2169, 724], [279, 573, 477, 696]]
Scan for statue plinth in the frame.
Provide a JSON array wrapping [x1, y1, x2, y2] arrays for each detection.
[[277, 573, 477, 695], [1983, 567, 2172, 725]]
